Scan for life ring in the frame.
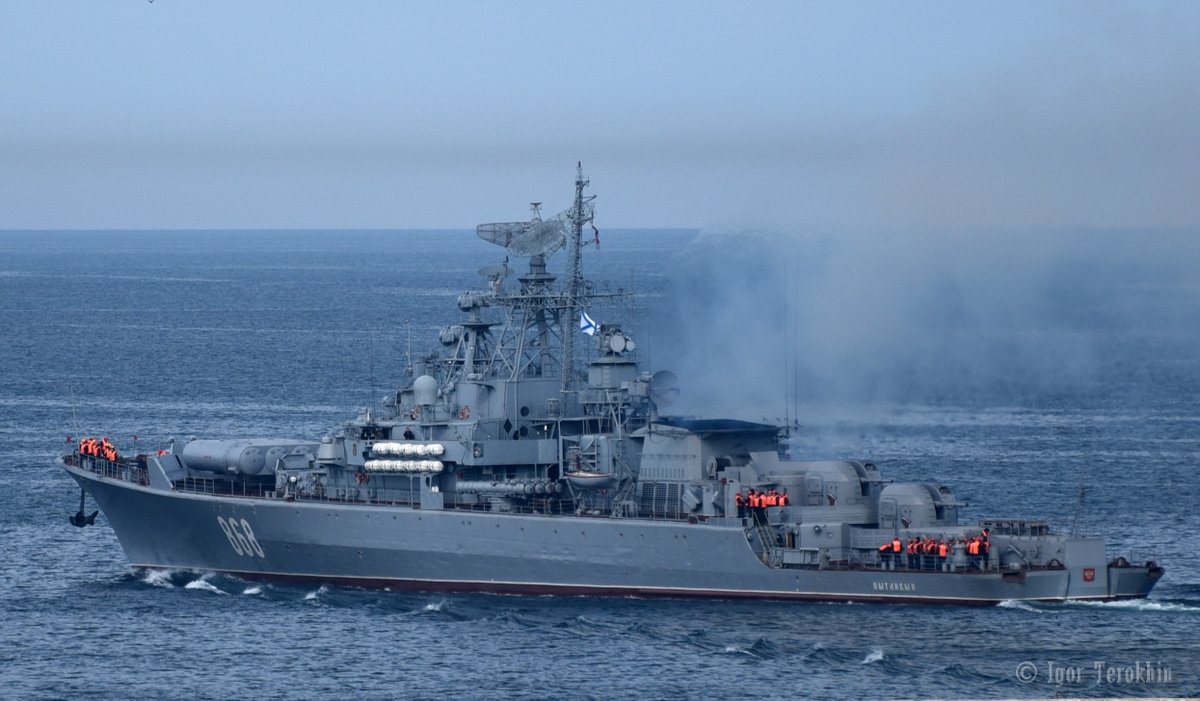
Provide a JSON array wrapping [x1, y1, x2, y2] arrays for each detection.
[[458, 405, 471, 420], [410, 406, 421, 420]]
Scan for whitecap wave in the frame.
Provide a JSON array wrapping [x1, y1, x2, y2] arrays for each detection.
[[141, 569, 178, 589], [420, 599, 446, 613], [184, 575, 227, 595], [243, 585, 263, 596], [304, 584, 329, 601], [997, 599, 1041, 612], [1068, 598, 1200, 613], [861, 648, 885, 664]]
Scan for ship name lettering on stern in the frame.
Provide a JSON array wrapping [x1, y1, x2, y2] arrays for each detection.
[[217, 516, 266, 558]]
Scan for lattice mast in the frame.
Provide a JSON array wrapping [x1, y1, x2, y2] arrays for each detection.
[[561, 162, 596, 406]]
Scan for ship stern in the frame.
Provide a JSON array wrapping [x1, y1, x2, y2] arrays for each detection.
[[1107, 558, 1164, 599]]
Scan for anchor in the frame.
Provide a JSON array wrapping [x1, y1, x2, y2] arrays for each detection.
[[69, 488, 99, 527]]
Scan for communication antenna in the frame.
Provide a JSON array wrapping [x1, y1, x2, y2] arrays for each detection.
[[68, 383, 81, 437], [1070, 481, 1087, 536], [368, 325, 377, 412]]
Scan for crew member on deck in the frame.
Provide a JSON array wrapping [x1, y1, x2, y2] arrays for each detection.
[[748, 489, 761, 523]]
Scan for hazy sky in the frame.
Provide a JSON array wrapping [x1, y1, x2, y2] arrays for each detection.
[[2, 1, 1197, 230]]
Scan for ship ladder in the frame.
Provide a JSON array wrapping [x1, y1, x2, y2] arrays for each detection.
[[748, 520, 779, 567]]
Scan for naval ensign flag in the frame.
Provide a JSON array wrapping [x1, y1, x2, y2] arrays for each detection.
[[580, 311, 598, 336]]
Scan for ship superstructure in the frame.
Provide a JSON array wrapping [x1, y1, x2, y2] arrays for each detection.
[[59, 166, 1163, 604]]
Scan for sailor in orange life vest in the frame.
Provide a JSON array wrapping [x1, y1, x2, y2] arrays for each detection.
[[735, 490, 746, 518], [80, 436, 119, 462], [922, 538, 934, 569]]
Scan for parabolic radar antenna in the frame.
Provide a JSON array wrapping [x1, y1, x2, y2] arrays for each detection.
[[476, 203, 569, 258]]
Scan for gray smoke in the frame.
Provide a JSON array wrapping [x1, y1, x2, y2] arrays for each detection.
[[648, 226, 1200, 417]]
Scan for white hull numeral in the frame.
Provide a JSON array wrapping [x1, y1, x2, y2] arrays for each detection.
[[217, 516, 266, 558]]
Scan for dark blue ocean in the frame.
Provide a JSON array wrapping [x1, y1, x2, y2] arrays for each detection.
[[1, 229, 1198, 700]]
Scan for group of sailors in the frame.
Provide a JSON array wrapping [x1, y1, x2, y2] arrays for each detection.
[[735, 488, 790, 522], [878, 530, 992, 570], [77, 436, 119, 462]]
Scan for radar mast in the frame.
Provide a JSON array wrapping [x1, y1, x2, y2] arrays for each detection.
[[562, 162, 596, 405]]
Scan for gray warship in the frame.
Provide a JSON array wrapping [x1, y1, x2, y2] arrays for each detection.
[[60, 165, 1163, 604]]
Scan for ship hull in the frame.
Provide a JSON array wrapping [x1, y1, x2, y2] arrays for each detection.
[[62, 460, 1161, 605]]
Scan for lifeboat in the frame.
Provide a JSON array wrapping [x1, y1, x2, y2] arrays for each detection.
[[564, 470, 618, 489]]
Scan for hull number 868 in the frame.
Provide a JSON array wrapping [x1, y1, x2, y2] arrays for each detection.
[[217, 516, 265, 558]]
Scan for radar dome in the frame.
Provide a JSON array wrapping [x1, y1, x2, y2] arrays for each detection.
[[413, 375, 438, 405]]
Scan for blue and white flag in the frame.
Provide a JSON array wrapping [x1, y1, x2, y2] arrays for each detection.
[[579, 310, 598, 336]]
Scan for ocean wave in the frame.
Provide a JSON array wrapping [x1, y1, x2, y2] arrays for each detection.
[[714, 638, 779, 660], [1066, 598, 1200, 613], [861, 648, 885, 665], [488, 610, 541, 629], [936, 662, 1005, 684], [304, 584, 329, 602], [996, 599, 1042, 613], [140, 569, 179, 589], [183, 574, 227, 595]]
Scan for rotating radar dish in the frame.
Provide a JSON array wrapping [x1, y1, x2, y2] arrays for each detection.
[[649, 370, 680, 407], [508, 219, 566, 257], [476, 218, 566, 259]]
